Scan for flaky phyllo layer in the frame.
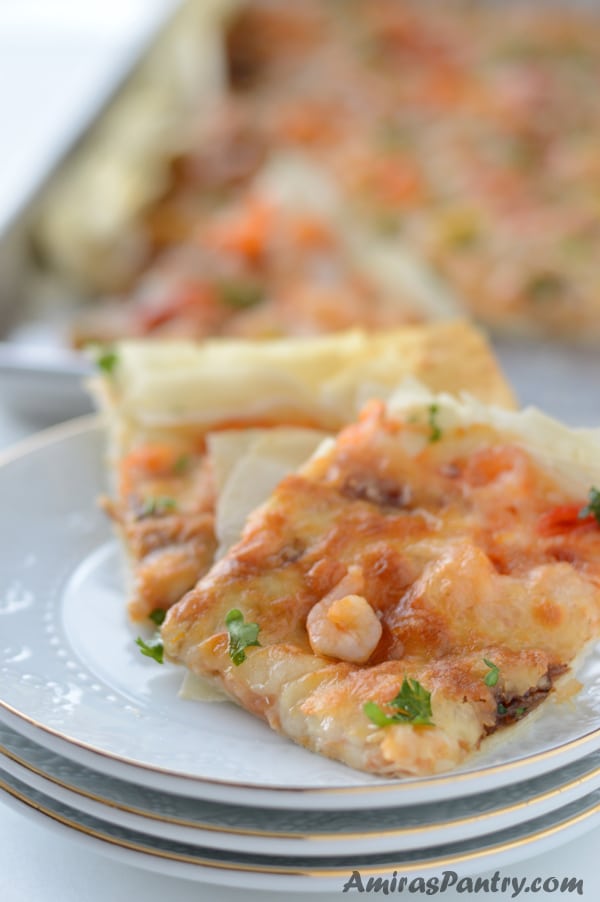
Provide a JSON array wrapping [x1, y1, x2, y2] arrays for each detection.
[[162, 389, 600, 777]]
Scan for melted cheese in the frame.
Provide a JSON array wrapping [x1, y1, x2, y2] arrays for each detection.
[[163, 392, 600, 777]]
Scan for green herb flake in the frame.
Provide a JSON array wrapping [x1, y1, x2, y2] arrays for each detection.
[[428, 404, 442, 443], [225, 609, 261, 666], [364, 677, 434, 728], [357, 33, 381, 65], [173, 454, 191, 476], [149, 608, 166, 627], [218, 280, 264, 310], [446, 223, 479, 249], [524, 272, 565, 304], [483, 658, 500, 688], [497, 702, 507, 716], [515, 706, 527, 719], [375, 119, 409, 152], [135, 635, 164, 664], [440, 210, 480, 250], [561, 232, 590, 259], [91, 345, 119, 375], [578, 487, 600, 525], [373, 210, 402, 237], [139, 496, 178, 518], [363, 701, 398, 728]]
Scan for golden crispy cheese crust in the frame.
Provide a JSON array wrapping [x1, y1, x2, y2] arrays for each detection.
[[163, 399, 600, 777]]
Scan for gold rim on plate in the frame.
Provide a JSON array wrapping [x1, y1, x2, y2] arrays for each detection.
[[2, 774, 600, 879], [2, 738, 600, 843]]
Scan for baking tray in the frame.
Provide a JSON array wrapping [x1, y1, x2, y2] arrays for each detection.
[[0, 0, 238, 421], [1, 0, 600, 428]]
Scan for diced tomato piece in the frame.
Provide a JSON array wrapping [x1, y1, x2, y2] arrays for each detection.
[[136, 284, 219, 334], [119, 445, 182, 496], [537, 504, 595, 536], [276, 102, 341, 145], [359, 156, 424, 207], [463, 446, 528, 488], [290, 215, 334, 250], [203, 197, 273, 264]]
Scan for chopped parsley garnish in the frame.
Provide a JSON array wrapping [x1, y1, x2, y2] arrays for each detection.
[[578, 487, 600, 525], [90, 345, 119, 375], [497, 702, 526, 720], [137, 610, 166, 661], [218, 280, 264, 310], [440, 208, 481, 249], [225, 609, 261, 666], [525, 272, 565, 304], [357, 33, 381, 65], [149, 608, 166, 627], [173, 454, 190, 476], [135, 635, 164, 664], [364, 677, 434, 727], [373, 210, 402, 237], [483, 658, 500, 687], [446, 225, 479, 250], [428, 404, 442, 443], [376, 119, 409, 152], [139, 496, 178, 518]]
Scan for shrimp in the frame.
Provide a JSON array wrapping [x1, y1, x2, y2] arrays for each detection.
[[306, 565, 382, 664]]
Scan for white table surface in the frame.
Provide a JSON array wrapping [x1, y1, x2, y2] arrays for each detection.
[[1, 2, 600, 899]]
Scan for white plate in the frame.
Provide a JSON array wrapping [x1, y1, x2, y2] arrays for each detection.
[[2, 418, 600, 810], [3, 764, 600, 893], [3, 718, 600, 857], [0, 342, 92, 423]]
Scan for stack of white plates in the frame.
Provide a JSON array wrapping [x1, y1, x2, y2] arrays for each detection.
[[2, 418, 600, 893]]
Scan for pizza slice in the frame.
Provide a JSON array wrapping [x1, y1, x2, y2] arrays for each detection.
[[94, 320, 514, 621], [162, 387, 600, 777]]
